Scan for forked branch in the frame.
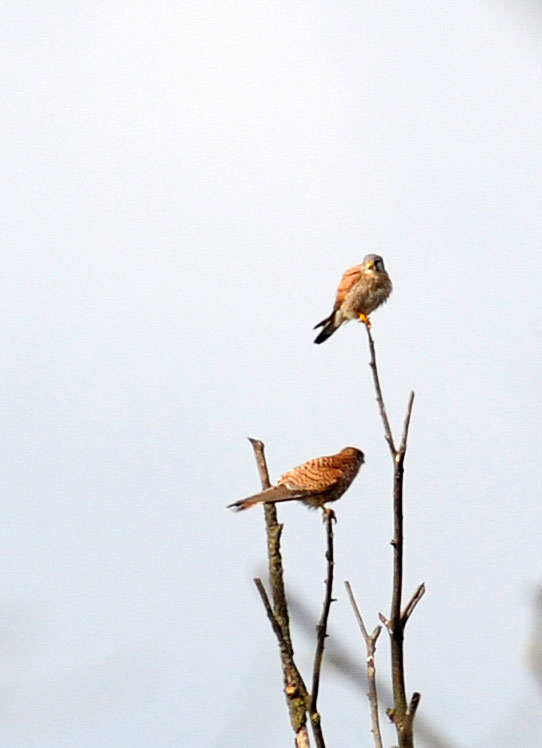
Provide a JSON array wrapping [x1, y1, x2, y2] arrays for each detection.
[[248, 439, 309, 743], [248, 439, 328, 748], [363, 326, 422, 748], [345, 581, 383, 748]]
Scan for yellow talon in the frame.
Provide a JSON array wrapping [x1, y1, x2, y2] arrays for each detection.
[[359, 313, 371, 327]]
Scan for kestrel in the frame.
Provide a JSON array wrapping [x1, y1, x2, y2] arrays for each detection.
[[228, 447, 364, 512], [313, 254, 392, 344]]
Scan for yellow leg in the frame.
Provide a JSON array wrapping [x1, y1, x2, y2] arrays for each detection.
[[359, 313, 371, 328]]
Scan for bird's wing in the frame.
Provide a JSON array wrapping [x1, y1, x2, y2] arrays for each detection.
[[279, 459, 344, 494], [335, 264, 363, 308]]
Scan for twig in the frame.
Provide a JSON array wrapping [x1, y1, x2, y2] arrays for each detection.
[[406, 692, 421, 731], [311, 512, 335, 721], [398, 392, 415, 456], [345, 581, 384, 748], [402, 584, 426, 626], [254, 578, 308, 699], [363, 326, 421, 748], [365, 326, 396, 455]]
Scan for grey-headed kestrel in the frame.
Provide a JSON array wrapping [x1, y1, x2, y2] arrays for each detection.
[[228, 447, 364, 512], [314, 254, 392, 344]]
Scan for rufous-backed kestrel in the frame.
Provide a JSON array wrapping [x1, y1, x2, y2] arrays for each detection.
[[314, 254, 392, 343], [228, 447, 364, 512]]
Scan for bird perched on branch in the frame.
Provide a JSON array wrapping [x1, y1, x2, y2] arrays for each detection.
[[228, 447, 364, 512], [314, 254, 392, 344]]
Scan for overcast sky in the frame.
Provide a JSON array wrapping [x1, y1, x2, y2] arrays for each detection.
[[2, 1, 542, 746]]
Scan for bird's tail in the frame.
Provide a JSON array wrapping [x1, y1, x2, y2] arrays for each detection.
[[228, 484, 302, 511], [313, 310, 341, 344], [227, 495, 264, 511]]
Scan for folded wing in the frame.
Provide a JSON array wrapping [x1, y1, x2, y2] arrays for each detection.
[[335, 264, 363, 308]]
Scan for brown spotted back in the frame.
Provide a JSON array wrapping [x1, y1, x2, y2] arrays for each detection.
[[278, 447, 364, 495]]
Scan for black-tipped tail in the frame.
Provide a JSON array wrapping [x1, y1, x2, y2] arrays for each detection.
[[227, 495, 261, 511], [227, 484, 294, 512], [313, 313, 338, 344]]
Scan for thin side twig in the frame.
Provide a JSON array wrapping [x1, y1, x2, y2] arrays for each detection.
[[254, 578, 308, 701], [398, 392, 415, 456], [406, 691, 421, 731], [310, 512, 335, 724], [402, 584, 426, 626], [345, 581, 384, 748]]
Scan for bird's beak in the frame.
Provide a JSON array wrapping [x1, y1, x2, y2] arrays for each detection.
[[365, 260, 374, 270]]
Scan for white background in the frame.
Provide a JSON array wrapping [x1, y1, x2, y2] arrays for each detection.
[[2, 2, 542, 746]]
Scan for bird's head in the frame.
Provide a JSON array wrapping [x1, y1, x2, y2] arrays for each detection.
[[340, 447, 365, 465], [363, 254, 386, 273]]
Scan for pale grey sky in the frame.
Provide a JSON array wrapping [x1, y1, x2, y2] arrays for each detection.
[[2, 1, 542, 746]]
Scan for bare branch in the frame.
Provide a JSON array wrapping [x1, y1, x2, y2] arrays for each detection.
[[311, 512, 335, 717], [389, 404, 409, 742], [287, 592, 461, 748], [248, 437, 272, 487], [254, 578, 308, 702], [406, 692, 421, 730], [398, 392, 415, 457], [248, 438, 294, 651], [363, 333, 421, 748], [249, 441, 309, 738], [365, 325, 396, 455], [345, 581, 384, 748], [249, 440, 329, 748], [402, 584, 426, 626]]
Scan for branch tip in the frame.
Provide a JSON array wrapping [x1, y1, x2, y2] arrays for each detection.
[[344, 581, 384, 747], [401, 583, 426, 625]]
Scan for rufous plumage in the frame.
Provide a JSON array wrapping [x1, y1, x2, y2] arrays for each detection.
[[228, 447, 364, 512], [314, 254, 392, 343]]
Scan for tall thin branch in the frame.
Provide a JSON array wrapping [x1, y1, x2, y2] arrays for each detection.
[[363, 327, 421, 748], [311, 512, 335, 722], [249, 439, 328, 748], [249, 439, 309, 739], [345, 581, 384, 748], [248, 438, 293, 653], [389, 390, 415, 738]]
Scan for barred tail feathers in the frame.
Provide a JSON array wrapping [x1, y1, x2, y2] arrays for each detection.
[[228, 484, 299, 511]]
